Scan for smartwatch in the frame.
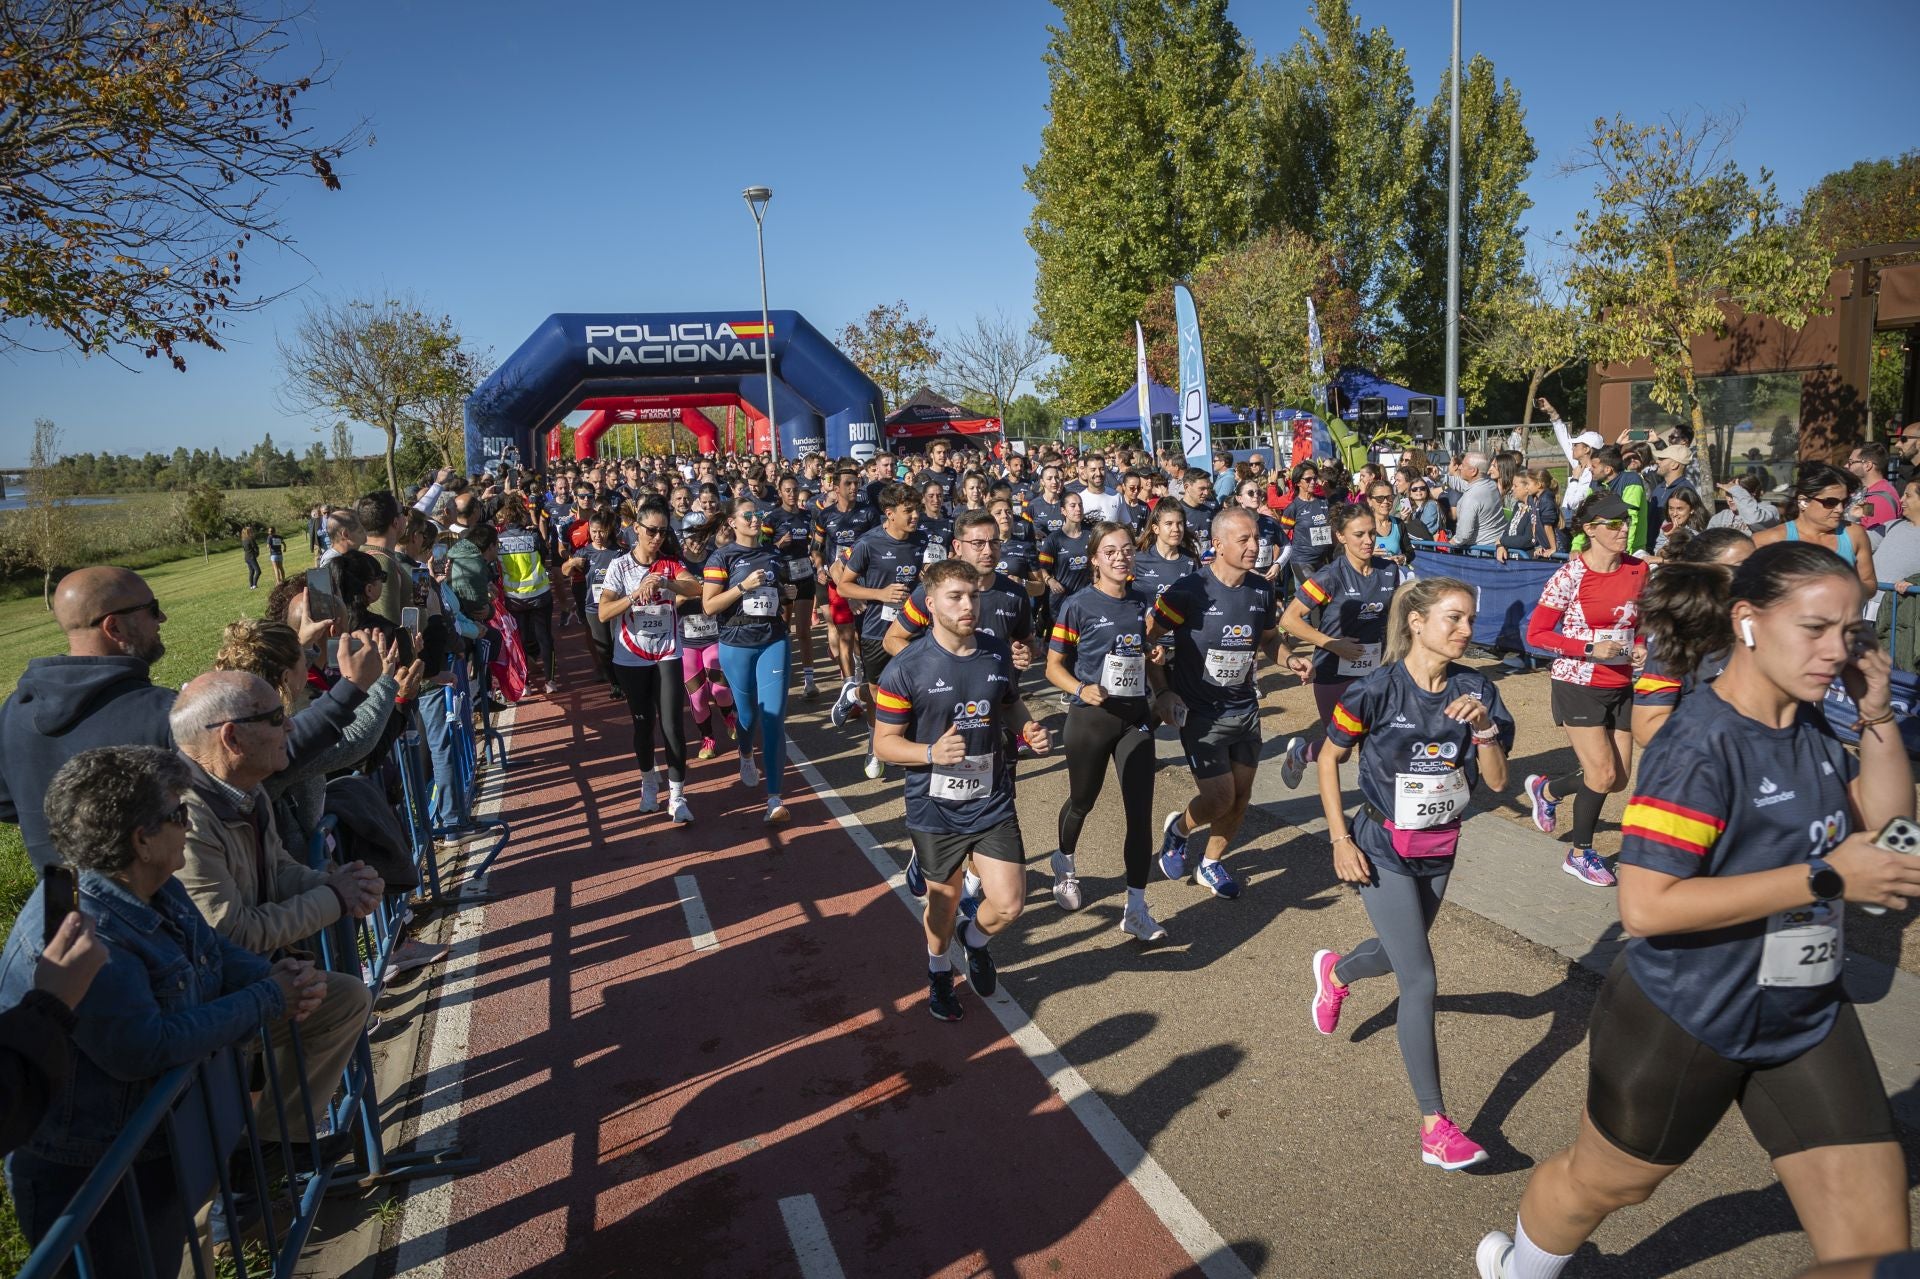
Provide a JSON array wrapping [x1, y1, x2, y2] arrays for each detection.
[[1808, 856, 1844, 903], [1583, 641, 1595, 658]]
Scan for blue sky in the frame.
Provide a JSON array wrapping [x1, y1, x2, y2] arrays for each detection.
[[3, 0, 1914, 464]]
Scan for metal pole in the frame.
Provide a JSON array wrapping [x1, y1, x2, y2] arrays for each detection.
[[1443, 0, 1463, 435], [744, 187, 778, 466]]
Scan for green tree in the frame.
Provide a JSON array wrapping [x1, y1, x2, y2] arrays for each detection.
[[1466, 279, 1587, 427], [398, 339, 493, 474], [1566, 113, 1831, 441], [179, 484, 227, 561], [20, 418, 77, 607], [1026, 0, 1256, 409], [1801, 150, 1920, 259], [838, 300, 942, 410]]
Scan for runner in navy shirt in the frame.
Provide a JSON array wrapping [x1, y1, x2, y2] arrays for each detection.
[[1476, 542, 1920, 1279], [1038, 492, 1094, 603], [1130, 502, 1198, 601], [886, 509, 1035, 663], [767, 477, 819, 701], [989, 495, 1044, 602], [1232, 477, 1288, 581], [814, 467, 876, 724], [1630, 527, 1754, 748], [1177, 471, 1220, 560], [1308, 577, 1512, 1173], [834, 484, 923, 779], [917, 480, 954, 566]]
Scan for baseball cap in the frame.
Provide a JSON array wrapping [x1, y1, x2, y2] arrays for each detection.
[[1654, 444, 1693, 465], [1571, 430, 1605, 450], [1577, 492, 1632, 523]]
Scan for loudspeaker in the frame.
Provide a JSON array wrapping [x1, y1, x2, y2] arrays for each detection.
[[1407, 398, 1437, 442], [1358, 397, 1388, 432], [1150, 412, 1173, 446]]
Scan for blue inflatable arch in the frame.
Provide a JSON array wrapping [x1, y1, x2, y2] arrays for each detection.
[[464, 310, 886, 467]]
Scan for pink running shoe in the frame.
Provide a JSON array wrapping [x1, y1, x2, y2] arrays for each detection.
[[1310, 949, 1349, 1035], [1420, 1115, 1488, 1171]]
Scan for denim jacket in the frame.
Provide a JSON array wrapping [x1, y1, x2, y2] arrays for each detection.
[[0, 872, 284, 1164]]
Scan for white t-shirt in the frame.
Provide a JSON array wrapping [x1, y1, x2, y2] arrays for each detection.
[[601, 554, 684, 666], [1079, 489, 1121, 523]]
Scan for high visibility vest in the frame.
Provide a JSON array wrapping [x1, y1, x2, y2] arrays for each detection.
[[498, 527, 551, 600]]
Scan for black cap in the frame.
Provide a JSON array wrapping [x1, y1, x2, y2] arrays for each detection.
[[1578, 491, 1632, 523]]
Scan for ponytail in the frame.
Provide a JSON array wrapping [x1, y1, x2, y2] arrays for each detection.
[[1640, 563, 1734, 678], [1383, 577, 1474, 666]]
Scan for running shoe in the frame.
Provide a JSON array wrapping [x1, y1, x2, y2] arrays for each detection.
[[1563, 846, 1616, 887], [639, 771, 660, 814], [803, 671, 818, 700], [698, 736, 718, 760], [1049, 850, 1082, 911], [607, 684, 623, 700], [1310, 949, 1349, 1035], [1120, 900, 1168, 942], [904, 850, 927, 897], [1523, 773, 1557, 834], [558, 610, 575, 629], [1279, 735, 1309, 790], [543, 680, 561, 695], [863, 753, 885, 780], [765, 799, 791, 826], [1195, 858, 1241, 900], [1421, 1115, 1488, 1171], [1157, 812, 1189, 881], [927, 969, 964, 1022], [1475, 1232, 1514, 1279], [830, 682, 856, 727], [954, 902, 997, 997], [739, 752, 760, 789], [962, 869, 983, 903], [671, 795, 694, 825]]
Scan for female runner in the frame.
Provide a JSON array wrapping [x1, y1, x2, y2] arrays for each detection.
[[1038, 491, 1094, 607], [562, 509, 626, 696], [1631, 527, 1753, 747], [704, 497, 795, 824], [1130, 502, 1197, 601], [918, 479, 954, 564], [1477, 542, 1920, 1278], [676, 512, 737, 759], [1234, 477, 1287, 582], [1310, 577, 1513, 1171], [596, 502, 702, 822]]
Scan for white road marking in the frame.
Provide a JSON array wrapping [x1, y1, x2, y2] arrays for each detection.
[[777, 1193, 847, 1279], [673, 873, 719, 950], [786, 739, 1254, 1279]]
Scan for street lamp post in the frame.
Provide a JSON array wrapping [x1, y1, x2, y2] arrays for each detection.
[[743, 186, 777, 465], [1443, 0, 1462, 438]]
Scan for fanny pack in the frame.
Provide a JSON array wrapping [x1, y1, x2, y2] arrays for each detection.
[[1363, 805, 1462, 860]]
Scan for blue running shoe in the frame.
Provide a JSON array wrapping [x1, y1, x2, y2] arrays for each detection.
[[954, 910, 996, 997], [927, 969, 964, 1022], [1524, 773, 1557, 835], [1195, 859, 1241, 899], [829, 684, 854, 728], [1157, 812, 1189, 881], [904, 850, 927, 898]]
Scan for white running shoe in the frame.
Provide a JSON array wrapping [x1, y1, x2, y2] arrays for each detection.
[[1279, 736, 1308, 789], [803, 671, 818, 700], [740, 752, 760, 789], [670, 795, 693, 825], [766, 799, 791, 825], [863, 753, 885, 780], [1049, 850, 1083, 911], [639, 770, 661, 813], [1120, 900, 1168, 942], [1475, 1231, 1514, 1279], [543, 680, 561, 695]]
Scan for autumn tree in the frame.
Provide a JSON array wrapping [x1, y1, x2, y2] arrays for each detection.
[[942, 311, 1051, 426], [1801, 150, 1920, 260], [400, 341, 494, 474], [1566, 113, 1830, 440], [0, 0, 368, 369], [1466, 280, 1586, 425], [838, 301, 941, 410]]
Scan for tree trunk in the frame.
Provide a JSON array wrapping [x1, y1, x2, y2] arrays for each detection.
[[383, 422, 400, 498], [1522, 369, 1545, 425], [43, 569, 52, 610]]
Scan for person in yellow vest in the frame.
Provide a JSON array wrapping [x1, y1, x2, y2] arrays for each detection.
[[497, 496, 559, 695]]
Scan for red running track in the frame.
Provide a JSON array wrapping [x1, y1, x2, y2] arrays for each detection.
[[413, 657, 1214, 1278]]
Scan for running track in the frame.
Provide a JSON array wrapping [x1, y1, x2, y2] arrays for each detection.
[[399, 647, 1239, 1278]]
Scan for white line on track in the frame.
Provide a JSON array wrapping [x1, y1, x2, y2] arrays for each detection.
[[673, 873, 720, 951], [777, 1193, 848, 1279], [786, 739, 1254, 1279]]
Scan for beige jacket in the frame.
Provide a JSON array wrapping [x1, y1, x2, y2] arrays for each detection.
[[177, 757, 341, 954]]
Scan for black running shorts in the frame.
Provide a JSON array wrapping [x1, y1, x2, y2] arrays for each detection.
[[1550, 679, 1632, 731], [1584, 956, 1895, 1165], [909, 818, 1027, 885], [1179, 707, 1261, 780], [861, 635, 892, 688]]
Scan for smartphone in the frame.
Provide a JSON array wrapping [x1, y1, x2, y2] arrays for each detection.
[[1862, 816, 1920, 915], [431, 542, 451, 565], [42, 864, 77, 946], [305, 565, 341, 623], [401, 606, 421, 633]]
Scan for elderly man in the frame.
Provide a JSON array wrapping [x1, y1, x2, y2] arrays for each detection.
[[170, 672, 382, 1145], [1448, 452, 1504, 548]]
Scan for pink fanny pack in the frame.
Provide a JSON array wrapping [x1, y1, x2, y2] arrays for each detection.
[[1381, 819, 1462, 860]]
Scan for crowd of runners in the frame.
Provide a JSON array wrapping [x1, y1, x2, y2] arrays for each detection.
[[455, 431, 1920, 1276]]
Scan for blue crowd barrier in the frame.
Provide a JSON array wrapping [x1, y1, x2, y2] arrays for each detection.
[[1403, 538, 1562, 654]]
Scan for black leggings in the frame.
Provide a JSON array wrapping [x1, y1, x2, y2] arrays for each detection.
[[516, 594, 556, 681], [613, 659, 687, 782], [1057, 700, 1157, 888], [584, 611, 616, 687]]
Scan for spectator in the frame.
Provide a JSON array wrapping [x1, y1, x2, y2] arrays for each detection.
[[1447, 452, 1504, 549], [1211, 452, 1238, 501], [1406, 478, 1443, 539], [1708, 467, 1783, 534], [1847, 443, 1901, 535], [169, 673, 380, 1149], [1542, 396, 1603, 521], [356, 491, 412, 625], [241, 525, 261, 591], [1494, 470, 1560, 562], [1873, 477, 1920, 588], [1889, 421, 1920, 486], [0, 911, 106, 1158], [1589, 446, 1652, 554], [1649, 444, 1694, 510], [318, 509, 365, 565], [0, 746, 323, 1279], [1653, 487, 1708, 557], [265, 524, 287, 584], [1753, 462, 1878, 596]]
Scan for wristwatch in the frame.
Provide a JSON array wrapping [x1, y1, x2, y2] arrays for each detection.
[[1582, 641, 1595, 658], [1808, 857, 1844, 903]]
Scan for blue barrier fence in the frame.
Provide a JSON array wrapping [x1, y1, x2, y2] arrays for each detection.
[[17, 665, 507, 1278]]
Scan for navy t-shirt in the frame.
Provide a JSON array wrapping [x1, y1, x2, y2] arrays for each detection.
[[996, 521, 1040, 582], [1297, 557, 1405, 683], [1027, 494, 1068, 538], [1619, 686, 1858, 1065], [1283, 498, 1336, 570], [918, 513, 955, 563], [1050, 585, 1154, 707], [703, 542, 789, 647], [1326, 663, 1515, 877], [875, 634, 1020, 834], [897, 571, 1033, 648], [1633, 644, 1729, 714], [843, 528, 924, 641], [814, 503, 877, 567], [1152, 568, 1277, 716], [1040, 527, 1094, 598], [1180, 500, 1220, 557], [1131, 547, 1195, 600]]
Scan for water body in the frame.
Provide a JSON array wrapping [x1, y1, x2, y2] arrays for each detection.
[[0, 487, 120, 514]]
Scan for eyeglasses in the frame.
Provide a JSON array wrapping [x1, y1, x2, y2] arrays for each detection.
[[1586, 518, 1628, 531], [1368, 492, 1393, 502], [205, 705, 287, 731], [1804, 495, 1847, 510], [956, 537, 1002, 550], [88, 597, 162, 628]]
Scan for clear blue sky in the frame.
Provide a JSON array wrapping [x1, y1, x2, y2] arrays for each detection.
[[3, 0, 1914, 464]]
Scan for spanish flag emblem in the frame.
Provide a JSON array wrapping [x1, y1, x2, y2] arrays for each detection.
[[1622, 797, 1724, 858], [733, 321, 773, 339]]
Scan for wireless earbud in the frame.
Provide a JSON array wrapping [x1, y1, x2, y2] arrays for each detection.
[[1740, 617, 1756, 648]]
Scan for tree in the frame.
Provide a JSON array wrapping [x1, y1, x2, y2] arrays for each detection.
[[178, 484, 226, 560], [0, 0, 368, 369], [1566, 113, 1830, 440], [838, 301, 942, 410], [1801, 150, 1920, 259], [941, 311, 1052, 426], [279, 296, 476, 496], [1465, 279, 1586, 426], [20, 418, 77, 606], [1026, 0, 1256, 408], [398, 340, 493, 474]]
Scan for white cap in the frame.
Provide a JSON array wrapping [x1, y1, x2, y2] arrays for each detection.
[[1572, 430, 1604, 449]]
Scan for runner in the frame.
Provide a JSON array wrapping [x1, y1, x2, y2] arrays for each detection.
[[1520, 492, 1650, 887], [1278, 502, 1406, 788], [1308, 577, 1514, 1170], [917, 479, 954, 565], [1147, 507, 1282, 900], [885, 509, 1036, 661], [1038, 492, 1094, 607], [597, 505, 701, 823], [871, 559, 1052, 1023], [1130, 503, 1197, 601], [1631, 527, 1755, 747], [833, 484, 923, 779], [1476, 542, 1919, 1279], [703, 498, 795, 825], [767, 476, 819, 700], [1027, 463, 1069, 539], [814, 467, 875, 725], [1233, 477, 1287, 581], [1280, 460, 1335, 589], [676, 515, 738, 760], [561, 510, 627, 696], [989, 493, 1045, 601], [1045, 521, 1168, 938], [1177, 470, 1220, 560]]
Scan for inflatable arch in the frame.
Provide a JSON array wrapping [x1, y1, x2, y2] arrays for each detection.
[[465, 311, 885, 468]]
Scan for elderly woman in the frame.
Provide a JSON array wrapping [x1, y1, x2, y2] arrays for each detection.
[[0, 746, 322, 1278]]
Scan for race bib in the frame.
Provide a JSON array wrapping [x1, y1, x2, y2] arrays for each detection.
[[1336, 643, 1383, 678], [1101, 652, 1146, 697], [681, 613, 719, 643], [880, 604, 899, 622], [629, 604, 674, 645], [591, 584, 609, 601], [1393, 770, 1468, 830], [788, 555, 814, 581], [1592, 627, 1635, 649], [1308, 525, 1332, 547], [930, 752, 995, 803], [1758, 903, 1843, 988], [923, 543, 948, 565], [1255, 544, 1276, 568], [1204, 648, 1254, 687], [740, 587, 779, 617]]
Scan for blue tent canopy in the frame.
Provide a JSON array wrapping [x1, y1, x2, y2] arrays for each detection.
[[1329, 367, 1463, 421], [1062, 381, 1247, 432]]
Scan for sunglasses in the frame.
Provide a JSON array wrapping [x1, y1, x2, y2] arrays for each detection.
[[205, 705, 287, 731], [1804, 495, 1847, 510], [1586, 518, 1628, 531], [636, 524, 669, 536], [159, 802, 190, 829], [1368, 492, 1393, 501], [88, 597, 162, 628]]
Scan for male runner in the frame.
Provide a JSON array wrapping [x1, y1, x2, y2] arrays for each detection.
[[885, 508, 1036, 664], [1179, 470, 1222, 560], [924, 440, 960, 500], [768, 476, 818, 699], [814, 467, 876, 723], [833, 484, 923, 777], [1147, 506, 1282, 900], [872, 560, 1051, 1022]]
